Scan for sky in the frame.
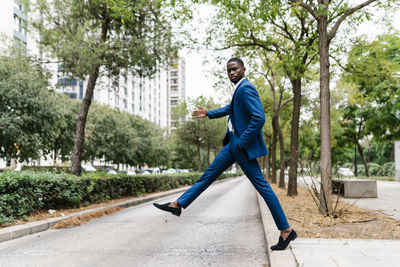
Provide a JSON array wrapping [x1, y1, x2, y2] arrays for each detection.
[[182, 4, 400, 105]]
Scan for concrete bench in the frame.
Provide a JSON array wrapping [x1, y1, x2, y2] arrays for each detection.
[[332, 179, 377, 198]]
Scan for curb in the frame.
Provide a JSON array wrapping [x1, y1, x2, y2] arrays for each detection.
[[257, 193, 298, 267], [0, 176, 239, 244]]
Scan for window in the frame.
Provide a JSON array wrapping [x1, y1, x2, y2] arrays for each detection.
[[14, 1, 22, 11], [171, 85, 178, 91], [171, 100, 178, 106], [172, 79, 178, 84], [171, 71, 178, 77]]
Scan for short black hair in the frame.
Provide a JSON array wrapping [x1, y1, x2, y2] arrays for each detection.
[[227, 57, 244, 67]]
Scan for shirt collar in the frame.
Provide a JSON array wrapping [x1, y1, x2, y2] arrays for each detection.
[[234, 77, 246, 90]]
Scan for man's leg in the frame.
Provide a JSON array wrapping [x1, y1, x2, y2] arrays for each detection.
[[176, 145, 235, 209], [230, 144, 289, 230]]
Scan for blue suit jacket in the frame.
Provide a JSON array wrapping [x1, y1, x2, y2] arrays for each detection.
[[207, 78, 268, 160]]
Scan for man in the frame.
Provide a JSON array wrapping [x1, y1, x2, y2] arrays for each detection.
[[154, 58, 296, 250]]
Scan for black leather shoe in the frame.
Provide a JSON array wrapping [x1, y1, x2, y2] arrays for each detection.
[[153, 202, 181, 216], [270, 229, 297, 251]]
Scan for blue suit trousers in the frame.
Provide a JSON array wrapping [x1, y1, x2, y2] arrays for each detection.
[[177, 132, 290, 230]]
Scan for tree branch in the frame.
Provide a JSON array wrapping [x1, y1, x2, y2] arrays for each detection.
[[289, 0, 319, 20], [280, 97, 293, 109], [328, 0, 377, 43]]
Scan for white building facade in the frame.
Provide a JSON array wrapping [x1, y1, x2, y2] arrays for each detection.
[[0, 0, 28, 45], [0, 0, 186, 169], [167, 57, 186, 131]]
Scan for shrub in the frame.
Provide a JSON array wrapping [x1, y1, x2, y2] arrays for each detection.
[[342, 162, 353, 169], [0, 171, 240, 225], [21, 165, 71, 174], [382, 162, 395, 176], [367, 162, 383, 176]]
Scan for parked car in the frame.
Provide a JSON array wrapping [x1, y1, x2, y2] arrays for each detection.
[[148, 167, 160, 174], [81, 165, 97, 173], [126, 170, 136, 175], [162, 170, 174, 174], [175, 169, 189, 173], [136, 170, 150, 175], [107, 169, 117, 175], [167, 168, 176, 173]]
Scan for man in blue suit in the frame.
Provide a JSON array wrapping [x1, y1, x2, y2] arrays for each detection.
[[154, 58, 296, 250]]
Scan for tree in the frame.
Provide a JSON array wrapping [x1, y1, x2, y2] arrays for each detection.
[[174, 97, 226, 172], [203, 0, 318, 196], [30, 0, 177, 175], [48, 94, 80, 166], [339, 105, 374, 176], [0, 45, 59, 162], [342, 34, 400, 143], [289, 0, 395, 215], [254, 57, 292, 188]]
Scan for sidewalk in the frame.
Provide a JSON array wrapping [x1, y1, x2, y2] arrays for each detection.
[[342, 180, 400, 220], [257, 180, 400, 267]]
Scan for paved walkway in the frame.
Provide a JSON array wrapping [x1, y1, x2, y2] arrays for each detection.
[[343, 180, 400, 220], [291, 238, 400, 267], [262, 178, 400, 267]]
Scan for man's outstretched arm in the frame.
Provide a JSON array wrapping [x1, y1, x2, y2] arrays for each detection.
[[203, 103, 231, 119]]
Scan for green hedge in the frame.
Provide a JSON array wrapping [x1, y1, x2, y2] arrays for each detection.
[[0, 171, 241, 225], [20, 166, 71, 173]]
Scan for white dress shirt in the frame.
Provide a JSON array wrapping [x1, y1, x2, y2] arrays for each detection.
[[228, 77, 245, 132]]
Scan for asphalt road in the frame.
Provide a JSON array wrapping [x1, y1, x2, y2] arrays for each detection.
[[0, 177, 268, 267]]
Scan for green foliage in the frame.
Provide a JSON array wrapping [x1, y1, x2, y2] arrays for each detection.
[[367, 162, 383, 176], [352, 162, 394, 177], [174, 97, 226, 171], [0, 171, 240, 225], [30, 0, 177, 79], [83, 102, 167, 167], [342, 34, 400, 142], [382, 162, 395, 176], [21, 166, 71, 174], [342, 162, 353, 169], [0, 45, 61, 162]]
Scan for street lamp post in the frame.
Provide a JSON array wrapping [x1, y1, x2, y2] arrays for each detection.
[[354, 144, 358, 177]]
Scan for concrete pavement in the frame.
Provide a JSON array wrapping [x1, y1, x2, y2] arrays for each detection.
[[1, 176, 399, 267], [342, 180, 400, 220], [257, 179, 400, 267], [0, 177, 268, 267]]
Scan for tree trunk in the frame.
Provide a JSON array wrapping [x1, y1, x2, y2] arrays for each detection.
[[197, 144, 201, 172], [390, 144, 394, 162], [287, 78, 301, 196], [264, 136, 271, 180], [207, 145, 211, 166], [270, 118, 278, 183], [318, 14, 333, 215], [70, 65, 101, 175], [357, 142, 370, 177], [53, 149, 57, 168], [276, 116, 286, 189], [70, 17, 109, 176]]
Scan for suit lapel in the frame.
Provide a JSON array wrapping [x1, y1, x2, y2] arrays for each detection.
[[229, 78, 247, 132]]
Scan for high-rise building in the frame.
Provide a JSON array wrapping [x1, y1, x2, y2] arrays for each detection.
[[0, 0, 185, 130], [92, 70, 169, 128], [0, 0, 28, 46], [167, 57, 186, 131]]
